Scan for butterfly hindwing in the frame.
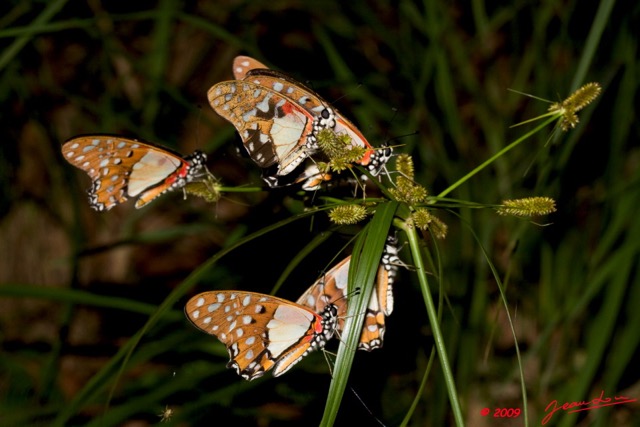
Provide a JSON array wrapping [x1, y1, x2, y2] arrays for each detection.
[[232, 55, 269, 80], [185, 291, 338, 380], [208, 80, 321, 177], [62, 136, 209, 210], [296, 236, 400, 351]]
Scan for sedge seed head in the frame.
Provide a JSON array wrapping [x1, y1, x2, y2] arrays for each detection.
[[411, 208, 448, 239], [184, 174, 221, 203], [389, 176, 428, 205], [328, 204, 368, 224], [316, 128, 366, 172], [497, 197, 557, 217], [395, 154, 415, 179], [549, 83, 601, 131]]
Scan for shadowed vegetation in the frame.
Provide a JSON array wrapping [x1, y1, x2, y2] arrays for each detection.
[[0, 0, 637, 426]]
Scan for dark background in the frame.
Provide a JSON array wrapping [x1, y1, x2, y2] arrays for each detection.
[[1, 1, 638, 426]]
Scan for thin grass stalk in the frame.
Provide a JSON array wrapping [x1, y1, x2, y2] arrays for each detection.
[[0, 285, 181, 318], [570, 0, 615, 92], [397, 220, 464, 426], [51, 209, 321, 426], [0, 0, 68, 71], [462, 216, 530, 426], [437, 116, 558, 198]]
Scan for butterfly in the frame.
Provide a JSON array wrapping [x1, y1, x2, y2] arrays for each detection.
[[185, 291, 338, 380], [233, 56, 391, 174], [296, 235, 400, 350], [208, 79, 332, 184], [185, 236, 402, 379], [62, 135, 213, 211], [207, 56, 392, 188]]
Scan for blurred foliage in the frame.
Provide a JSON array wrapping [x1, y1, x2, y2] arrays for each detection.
[[0, 0, 638, 426]]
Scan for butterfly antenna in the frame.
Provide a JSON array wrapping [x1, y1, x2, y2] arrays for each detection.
[[379, 107, 399, 144], [329, 81, 363, 107], [348, 386, 388, 427], [320, 347, 387, 426], [322, 345, 388, 426], [195, 104, 203, 144]]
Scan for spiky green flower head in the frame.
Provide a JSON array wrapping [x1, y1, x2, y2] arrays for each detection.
[[390, 177, 428, 205], [410, 208, 448, 239], [316, 128, 367, 172], [389, 154, 428, 204], [184, 174, 222, 203], [496, 197, 556, 217], [328, 204, 369, 225], [394, 153, 415, 179], [549, 82, 602, 131]]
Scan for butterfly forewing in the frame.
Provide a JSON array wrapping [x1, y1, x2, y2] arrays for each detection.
[[185, 291, 337, 380], [232, 55, 269, 80], [208, 81, 317, 176], [62, 136, 209, 210], [240, 62, 390, 175]]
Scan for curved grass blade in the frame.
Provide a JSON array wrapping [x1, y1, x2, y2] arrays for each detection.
[[320, 201, 398, 426]]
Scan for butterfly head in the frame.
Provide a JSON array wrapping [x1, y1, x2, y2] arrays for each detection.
[[184, 150, 209, 180], [316, 107, 337, 131], [318, 303, 339, 345], [366, 143, 393, 177]]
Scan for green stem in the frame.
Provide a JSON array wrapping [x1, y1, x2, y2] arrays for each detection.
[[397, 220, 464, 426], [437, 116, 558, 198], [0, 0, 68, 71]]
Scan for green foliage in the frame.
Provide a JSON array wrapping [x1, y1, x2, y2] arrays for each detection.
[[1, 1, 637, 426]]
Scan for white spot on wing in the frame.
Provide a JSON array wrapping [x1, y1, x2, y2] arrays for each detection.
[[255, 92, 272, 112]]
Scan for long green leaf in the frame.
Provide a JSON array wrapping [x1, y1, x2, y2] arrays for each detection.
[[320, 201, 398, 426]]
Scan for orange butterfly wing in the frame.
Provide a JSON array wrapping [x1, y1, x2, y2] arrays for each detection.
[[185, 291, 337, 380], [208, 80, 320, 178], [234, 55, 392, 175], [232, 55, 269, 80], [62, 136, 208, 210]]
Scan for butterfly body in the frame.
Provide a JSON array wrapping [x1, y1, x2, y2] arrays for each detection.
[[296, 236, 400, 351], [185, 291, 338, 380], [62, 136, 210, 211]]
